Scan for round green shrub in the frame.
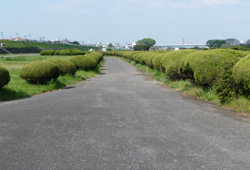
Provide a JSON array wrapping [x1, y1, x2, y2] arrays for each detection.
[[142, 53, 157, 68], [60, 49, 71, 56], [87, 52, 104, 63], [136, 52, 147, 64], [180, 51, 239, 86], [233, 55, 250, 90], [0, 65, 10, 88], [69, 55, 97, 70], [211, 49, 249, 58], [19, 61, 59, 84], [40, 50, 54, 56], [86, 52, 103, 63], [152, 53, 165, 70], [55, 50, 61, 55], [164, 50, 199, 79], [72, 50, 86, 55], [46, 58, 76, 75], [160, 50, 196, 73]]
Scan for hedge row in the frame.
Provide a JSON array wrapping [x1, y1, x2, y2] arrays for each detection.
[[40, 50, 54, 56], [104, 49, 250, 102], [19, 52, 103, 84], [40, 49, 87, 56]]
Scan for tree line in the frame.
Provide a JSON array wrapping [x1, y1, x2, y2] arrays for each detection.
[[206, 38, 250, 49]]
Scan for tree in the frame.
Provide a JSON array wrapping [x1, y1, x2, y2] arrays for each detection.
[[240, 39, 250, 48], [206, 39, 225, 48], [133, 44, 150, 51], [72, 41, 80, 45], [108, 43, 113, 47], [225, 38, 240, 46], [136, 38, 156, 47], [106, 47, 113, 51], [245, 39, 250, 45]]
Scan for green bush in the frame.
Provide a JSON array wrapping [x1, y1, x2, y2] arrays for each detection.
[[144, 53, 157, 68], [164, 50, 198, 79], [229, 46, 250, 51], [60, 49, 71, 56], [72, 49, 86, 55], [180, 51, 239, 86], [55, 50, 61, 55], [214, 67, 243, 104], [69, 55, 97, 70], [160, 50, 196, 73], [0, 65, 10, 88], [87, 52, 104, 63], [211, 49, 249, 58], [46, 58, 76, 75], [233, 55, 250, 90], [133, 45, 150, 51], [40, 50, 54, 56], [135, 52, 147, 64], [152, 53, 165, 70], [19, 61, 59, 84]]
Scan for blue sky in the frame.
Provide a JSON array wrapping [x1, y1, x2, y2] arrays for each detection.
[[1, 0, 250, 45]]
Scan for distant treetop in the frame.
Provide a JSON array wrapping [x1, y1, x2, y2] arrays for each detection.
[[72, 41, 80, 45], [136, 38, 156, 47]]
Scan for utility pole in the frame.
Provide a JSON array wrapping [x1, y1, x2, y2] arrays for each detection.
[[1, 32, 3, 39]]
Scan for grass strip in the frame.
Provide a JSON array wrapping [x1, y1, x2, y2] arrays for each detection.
[[0, 55, 104, 101], [110, 56, 250, 114]]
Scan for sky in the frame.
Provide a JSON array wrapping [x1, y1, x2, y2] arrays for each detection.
[[1, 0, 250, 45]]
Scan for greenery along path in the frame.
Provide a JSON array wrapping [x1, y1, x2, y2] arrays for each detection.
[[0, 55, 102, 101], [1, 57, 250, 169]]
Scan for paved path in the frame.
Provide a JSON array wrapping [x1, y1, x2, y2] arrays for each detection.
[[1, 54, 40, 58], [1, 57, 250, 169]]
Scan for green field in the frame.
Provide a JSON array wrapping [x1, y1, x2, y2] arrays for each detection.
[[0, 55, 103, 101], [0, 40, 100, 51]]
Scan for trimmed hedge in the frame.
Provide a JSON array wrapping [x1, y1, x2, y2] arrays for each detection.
[[0, 65, 10, 88], [86, 52, 104, 63], [163, 50, 198, 79], [72, 49, 86, 55], [60, 49, 71, 56], [46, 58, 76, 75], [160, 50, 196, 73], [55, 50, 61, 55], [40, 50, 54, 56], [152, 53, 167, 70], [180, 51, 239, 86], [233, 55, 250, 90], [59, 49, 86, 56], [211, 49, 249, 58], [69, 55, 97, 70], [19, 61, 59, 84]]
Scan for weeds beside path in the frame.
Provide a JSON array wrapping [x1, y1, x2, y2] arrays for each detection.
[[0, 55, 104, 101]]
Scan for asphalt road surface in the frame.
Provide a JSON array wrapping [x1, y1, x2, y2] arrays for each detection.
[[1, 54, 40, 58], [1, 57, 250, 169]]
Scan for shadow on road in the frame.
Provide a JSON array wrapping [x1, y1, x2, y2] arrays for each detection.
[[0, 87, 31, 102]]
